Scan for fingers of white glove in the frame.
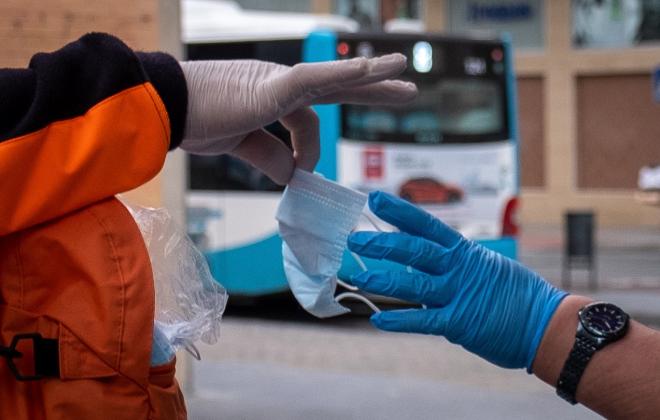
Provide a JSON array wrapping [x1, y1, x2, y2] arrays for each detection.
[[370, 308, 448, 335], [336, 53, 408, 88], [369, 191, 463, 248], [284, 53, 407, 99], [312, 80, 418, 106], [347, 231, 448, 274], [229, 129, 294, 185], [279, 57, 369, 101], [278, 107, 320, 172], [351, 270, 452, 307]]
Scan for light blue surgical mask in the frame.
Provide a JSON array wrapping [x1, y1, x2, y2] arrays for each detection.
[[151, 324, 175, 366], [151, 321, 201, 366], [276, 169, 379, 318]]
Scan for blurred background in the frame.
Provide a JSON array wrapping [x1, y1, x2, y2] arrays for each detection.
[[3, 1, 660, 418]]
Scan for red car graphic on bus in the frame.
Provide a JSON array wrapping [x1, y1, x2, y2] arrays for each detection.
[[398, 178, 464, 204]]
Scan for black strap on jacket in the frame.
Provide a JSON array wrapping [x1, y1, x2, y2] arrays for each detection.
[[0, 333, 59, 381]]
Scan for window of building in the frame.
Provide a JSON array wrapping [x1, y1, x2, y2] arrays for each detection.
[[577, 74, 660, 189], [517, 77, 545, 188], [572, 0, 660, 48]]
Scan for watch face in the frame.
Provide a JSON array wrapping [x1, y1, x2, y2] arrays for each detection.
[[580, 302, 629, 338]]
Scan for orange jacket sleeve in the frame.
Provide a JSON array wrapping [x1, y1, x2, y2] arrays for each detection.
[[0, 33, 188, 235]]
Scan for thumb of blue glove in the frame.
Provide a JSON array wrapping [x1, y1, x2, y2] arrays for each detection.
[[347, 191, 568, 371]]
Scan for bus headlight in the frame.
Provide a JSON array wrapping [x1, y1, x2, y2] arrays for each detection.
[[413, 41, 432, 73]]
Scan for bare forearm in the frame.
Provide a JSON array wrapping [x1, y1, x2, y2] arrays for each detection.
[[533, 295, 660, 418]]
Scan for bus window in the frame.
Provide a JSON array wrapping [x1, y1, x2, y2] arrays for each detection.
[[188, 120, 291, 192], [186, 40, 300, 192], [189, 154, 284, 191], [339, 35, 509, 144], [436, 78, 502, 135], [343, 77, 505, 144]]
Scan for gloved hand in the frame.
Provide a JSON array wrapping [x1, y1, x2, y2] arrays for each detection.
[[180, 56, 417, 184], [347, 191, 568, 371]]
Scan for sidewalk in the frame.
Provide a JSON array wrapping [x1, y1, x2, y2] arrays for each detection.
[[520, 224, 660, 325], [184, 225, 659, 420], [187, 319, 601, 420]]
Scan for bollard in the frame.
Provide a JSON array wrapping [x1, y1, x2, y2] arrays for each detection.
[[562, 211, 597, 291]]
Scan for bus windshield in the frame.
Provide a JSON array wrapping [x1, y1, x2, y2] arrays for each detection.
[[344, 78, 504, 144], [340, 35, 509, 144]]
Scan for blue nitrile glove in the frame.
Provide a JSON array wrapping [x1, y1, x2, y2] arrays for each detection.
[[347, 191, 568, 371]]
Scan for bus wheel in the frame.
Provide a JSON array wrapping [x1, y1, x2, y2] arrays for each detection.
[[448, 193, 461, 203]]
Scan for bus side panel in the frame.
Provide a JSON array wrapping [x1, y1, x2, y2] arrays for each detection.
[[503, 34, 521, 193], [304, 31, 339, 180], [206, 233, 287, 296], [187, 192, 288, 297], [503, 34, 519, 260], [479, 237, 517, 259]]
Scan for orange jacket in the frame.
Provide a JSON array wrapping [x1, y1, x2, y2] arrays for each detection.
[[0, 33, 188, 419]]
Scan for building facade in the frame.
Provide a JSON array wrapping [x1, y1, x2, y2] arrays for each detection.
[[425, 0, 660, 226]]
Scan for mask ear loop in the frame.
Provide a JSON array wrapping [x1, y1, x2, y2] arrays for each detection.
[[334, 210, 385, 314], [345, 210, 426, 311], [185, 343, 202, 361], [337, 278, 360, 292], [346, 209, 381, 279], [173, 337, 202, 361], [362, 212, 383, 233], [336, 291, 381, 313], [336, 258, 382, 314], [362, 211, 414, 275]]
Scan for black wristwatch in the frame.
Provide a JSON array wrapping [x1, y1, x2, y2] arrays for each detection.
[[556, 302, 630, 404]]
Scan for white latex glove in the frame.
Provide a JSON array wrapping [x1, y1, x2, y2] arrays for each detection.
[[180, 54, 417, 184]]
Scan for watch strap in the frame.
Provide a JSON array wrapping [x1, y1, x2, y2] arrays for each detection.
[[556, 334, 598, 404]]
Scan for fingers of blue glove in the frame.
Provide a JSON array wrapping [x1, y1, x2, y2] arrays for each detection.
[[370, 308, 448, 335], [347, 231, 447, 274], [368, 191, 462, 248], [351, 270, 452, 307]]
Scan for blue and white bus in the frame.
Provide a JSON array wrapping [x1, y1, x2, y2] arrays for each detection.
[[183, 1, 520, 297]]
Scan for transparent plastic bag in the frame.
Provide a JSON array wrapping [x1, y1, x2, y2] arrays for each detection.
[[122, 200, 228, 358]]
